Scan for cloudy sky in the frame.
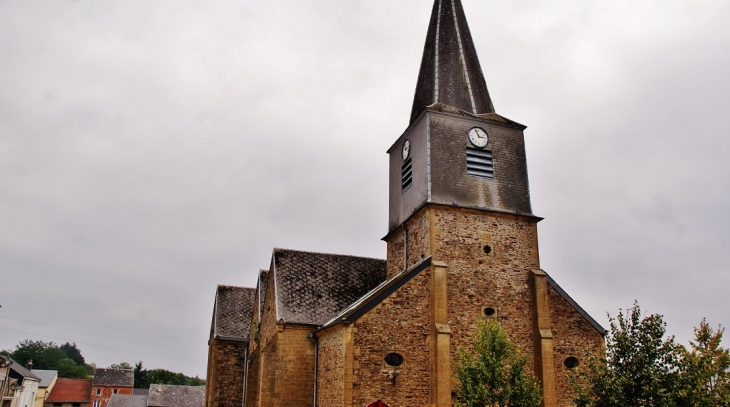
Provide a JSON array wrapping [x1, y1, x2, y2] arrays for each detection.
[[1, 0, 729, 378]]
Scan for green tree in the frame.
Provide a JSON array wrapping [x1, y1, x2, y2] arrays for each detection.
[[572, 302, 684, 407], [134, 361, 149, 389], [11, 340, 66, 370], [131, 362, 204, 389], [60, 342, 85, 366], [676, 319, 730, 406], [110, 362, 133, 370], [57, 358, 89, 379], [454, 318, 541, 407]]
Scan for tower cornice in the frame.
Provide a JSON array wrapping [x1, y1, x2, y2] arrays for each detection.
[[386, 106, 526, 155]]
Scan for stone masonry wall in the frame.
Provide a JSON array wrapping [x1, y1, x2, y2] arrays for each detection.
[[385, 229, 404, 280], [386, 207, 431, 280], [244, 348, 261, 407], [428, 205, 603, 405], [205, 336, 217, 407], [248, 287, 261, 355], [431, 206, 540, 367], [548, 286, 605, 406], [243, 274, 270, 407], [315, 327, 345, 407], [258, 326, 315, 407], [351, 268, 432, 407], [257, 270, 278, 350], [206, 338, 246, 407]]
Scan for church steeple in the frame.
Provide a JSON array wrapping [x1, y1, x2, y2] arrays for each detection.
[[410, 0, 495, 124]]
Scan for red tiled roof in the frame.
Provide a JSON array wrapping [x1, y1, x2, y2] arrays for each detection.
[[46, 378, 92, 402]]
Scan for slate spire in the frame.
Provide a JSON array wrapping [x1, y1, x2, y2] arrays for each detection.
[[410, 0, 495, 124]]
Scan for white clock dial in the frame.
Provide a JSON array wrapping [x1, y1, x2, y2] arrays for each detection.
[[402, 139, 411, 160], [468, 127, 489, 148]]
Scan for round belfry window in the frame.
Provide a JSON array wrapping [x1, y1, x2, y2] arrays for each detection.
[[384, 353, 404, 367], [484, 307, 496, 317], [564, 357, 580, 369]]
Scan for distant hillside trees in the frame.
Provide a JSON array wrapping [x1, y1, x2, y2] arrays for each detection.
[[133, 361, 205, 388], [110, 362, 133, 370], [2, 340, 89, 378], [60, 342, 86, 365]]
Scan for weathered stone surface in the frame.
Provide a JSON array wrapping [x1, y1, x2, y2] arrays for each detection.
[[205, 338, 245, 407], [351, 268, 432, 407], [316, 328, 345, 407]]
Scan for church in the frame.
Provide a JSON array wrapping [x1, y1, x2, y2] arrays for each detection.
[[205, 1, 606, 407]]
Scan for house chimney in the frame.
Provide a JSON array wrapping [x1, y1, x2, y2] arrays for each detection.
[[26, 360, 32, 370]]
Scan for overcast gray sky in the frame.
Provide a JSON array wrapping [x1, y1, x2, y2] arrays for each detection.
[[1, 0, 729, 378]]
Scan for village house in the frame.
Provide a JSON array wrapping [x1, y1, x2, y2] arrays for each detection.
[[30, 370, 57, 407], [90, 370, 133, 407], [0, 357, 40, 407], [44, 378, 92, 407]]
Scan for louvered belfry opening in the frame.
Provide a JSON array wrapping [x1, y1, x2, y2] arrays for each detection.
[[401, 158, 413, 191], [466, 147, 493, 178]]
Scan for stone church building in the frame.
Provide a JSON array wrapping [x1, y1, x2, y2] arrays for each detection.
[[205, 1, 606, 406]]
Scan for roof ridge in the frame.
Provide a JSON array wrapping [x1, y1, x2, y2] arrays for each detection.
[[273, 247, 385, 262], [217, 285, 255, 291]]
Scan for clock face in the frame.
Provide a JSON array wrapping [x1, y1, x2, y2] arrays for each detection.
[[468, 127, 488, 148], [402, 139, 411, 160]]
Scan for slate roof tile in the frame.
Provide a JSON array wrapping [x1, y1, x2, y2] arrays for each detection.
[[214, 285, 256, 339], [92, 368, 134, 387], [2, 356, 40, 381], [107, 394, 148, 407], [31, 369, 57, 388], [273, 249, 387, 325], [147, 384, 204, 407]]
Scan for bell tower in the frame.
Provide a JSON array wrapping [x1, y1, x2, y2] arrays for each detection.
[[384, 1, 565, 406], [388, 0, 532, 235]]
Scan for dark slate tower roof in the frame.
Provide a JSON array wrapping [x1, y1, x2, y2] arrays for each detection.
[[410, 0, 495, 124]]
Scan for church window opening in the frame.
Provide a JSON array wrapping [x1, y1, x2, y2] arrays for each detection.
[[483, 307, 496, 317], [401, 158, 413, 191], [483, 245, 492, 255], [466, 147, 494, 178], [384, 352, 404, 367], [564, 356, 580, 369]]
